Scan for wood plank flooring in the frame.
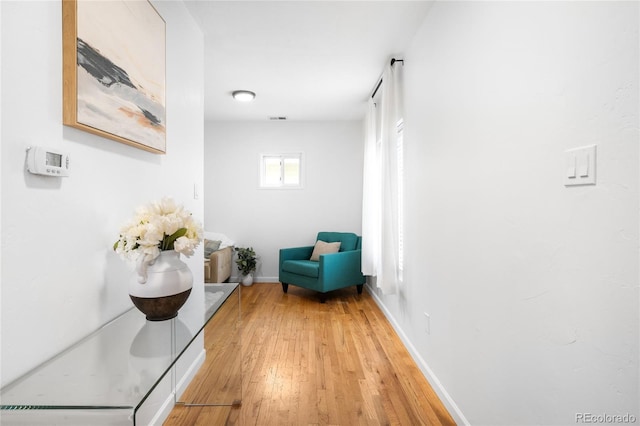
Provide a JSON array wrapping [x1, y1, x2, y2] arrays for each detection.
[[164, 283, 456, 426]]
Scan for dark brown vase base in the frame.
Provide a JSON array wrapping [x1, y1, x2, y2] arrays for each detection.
[[130, 288, 192, 321]]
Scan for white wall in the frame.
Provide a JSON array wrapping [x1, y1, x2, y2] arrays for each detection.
[[0, 0, 4, 388], [371, 2, 639, 425], [1, 0, 204, 402], [204, 121, 363, 281]]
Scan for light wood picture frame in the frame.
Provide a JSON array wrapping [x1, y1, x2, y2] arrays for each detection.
[[63, 0, 166, 154]]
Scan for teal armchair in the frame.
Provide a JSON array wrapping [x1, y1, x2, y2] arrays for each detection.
[[279, 232, 366, 302]]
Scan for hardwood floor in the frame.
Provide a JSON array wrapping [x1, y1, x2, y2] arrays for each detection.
[[164, 283, 455, 426]]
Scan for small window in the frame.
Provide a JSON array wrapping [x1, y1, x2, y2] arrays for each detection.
[[260, 153, 303, 188]]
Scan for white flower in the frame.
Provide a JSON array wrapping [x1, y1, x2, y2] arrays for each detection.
[[155, 197, 179, 216], [174, 236, 195, 257], [114, 198, 203, 261]]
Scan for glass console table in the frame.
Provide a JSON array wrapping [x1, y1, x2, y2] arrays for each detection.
[[0, 283, 240, 425]]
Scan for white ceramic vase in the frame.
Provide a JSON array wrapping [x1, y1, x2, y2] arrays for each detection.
[[241, 273, 254, 286], [129, 250, 193, 321]]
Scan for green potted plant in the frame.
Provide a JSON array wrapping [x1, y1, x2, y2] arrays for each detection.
[[235, 246, 257, 286]]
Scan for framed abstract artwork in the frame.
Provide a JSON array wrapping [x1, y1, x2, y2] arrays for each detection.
[[63, 0, 166, 154]]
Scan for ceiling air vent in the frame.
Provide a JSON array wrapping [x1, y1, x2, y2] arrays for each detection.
[[268, 116, 287, 121]]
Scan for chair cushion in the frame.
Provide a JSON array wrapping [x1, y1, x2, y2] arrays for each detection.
[[310, 240, 341, 261], [282, 260, 319, 278], [316, 232, 358, 251]]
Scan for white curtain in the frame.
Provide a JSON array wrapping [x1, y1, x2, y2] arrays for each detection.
[[362, 98, 380, 277], [362, 61, 403, 295]]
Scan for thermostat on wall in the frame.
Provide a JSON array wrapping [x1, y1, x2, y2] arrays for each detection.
[[26, 146, 70, 177]]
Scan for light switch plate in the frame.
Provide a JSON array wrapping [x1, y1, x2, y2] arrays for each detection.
[[564, 145, 596, 186]]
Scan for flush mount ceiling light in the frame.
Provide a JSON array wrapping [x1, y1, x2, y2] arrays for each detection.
[[232, 90, 256, 102]]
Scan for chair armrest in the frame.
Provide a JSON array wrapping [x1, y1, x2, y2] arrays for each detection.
[[319, 249, 365, 285], [208, 246, 233, 283], [279, 246, 314, 273]]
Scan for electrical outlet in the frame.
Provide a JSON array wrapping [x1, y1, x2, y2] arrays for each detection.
[[424, 312, 430, 335]]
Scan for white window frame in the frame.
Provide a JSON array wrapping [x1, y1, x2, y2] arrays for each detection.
[[259, 152, 304, 189]]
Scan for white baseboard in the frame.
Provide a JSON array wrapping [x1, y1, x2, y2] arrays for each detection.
[[366, 284, 470, 426], [150, 348, 206, 425], [151, 389, 177, 426], [231, 276, 279, 283], [176, 348, 207, 398]]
